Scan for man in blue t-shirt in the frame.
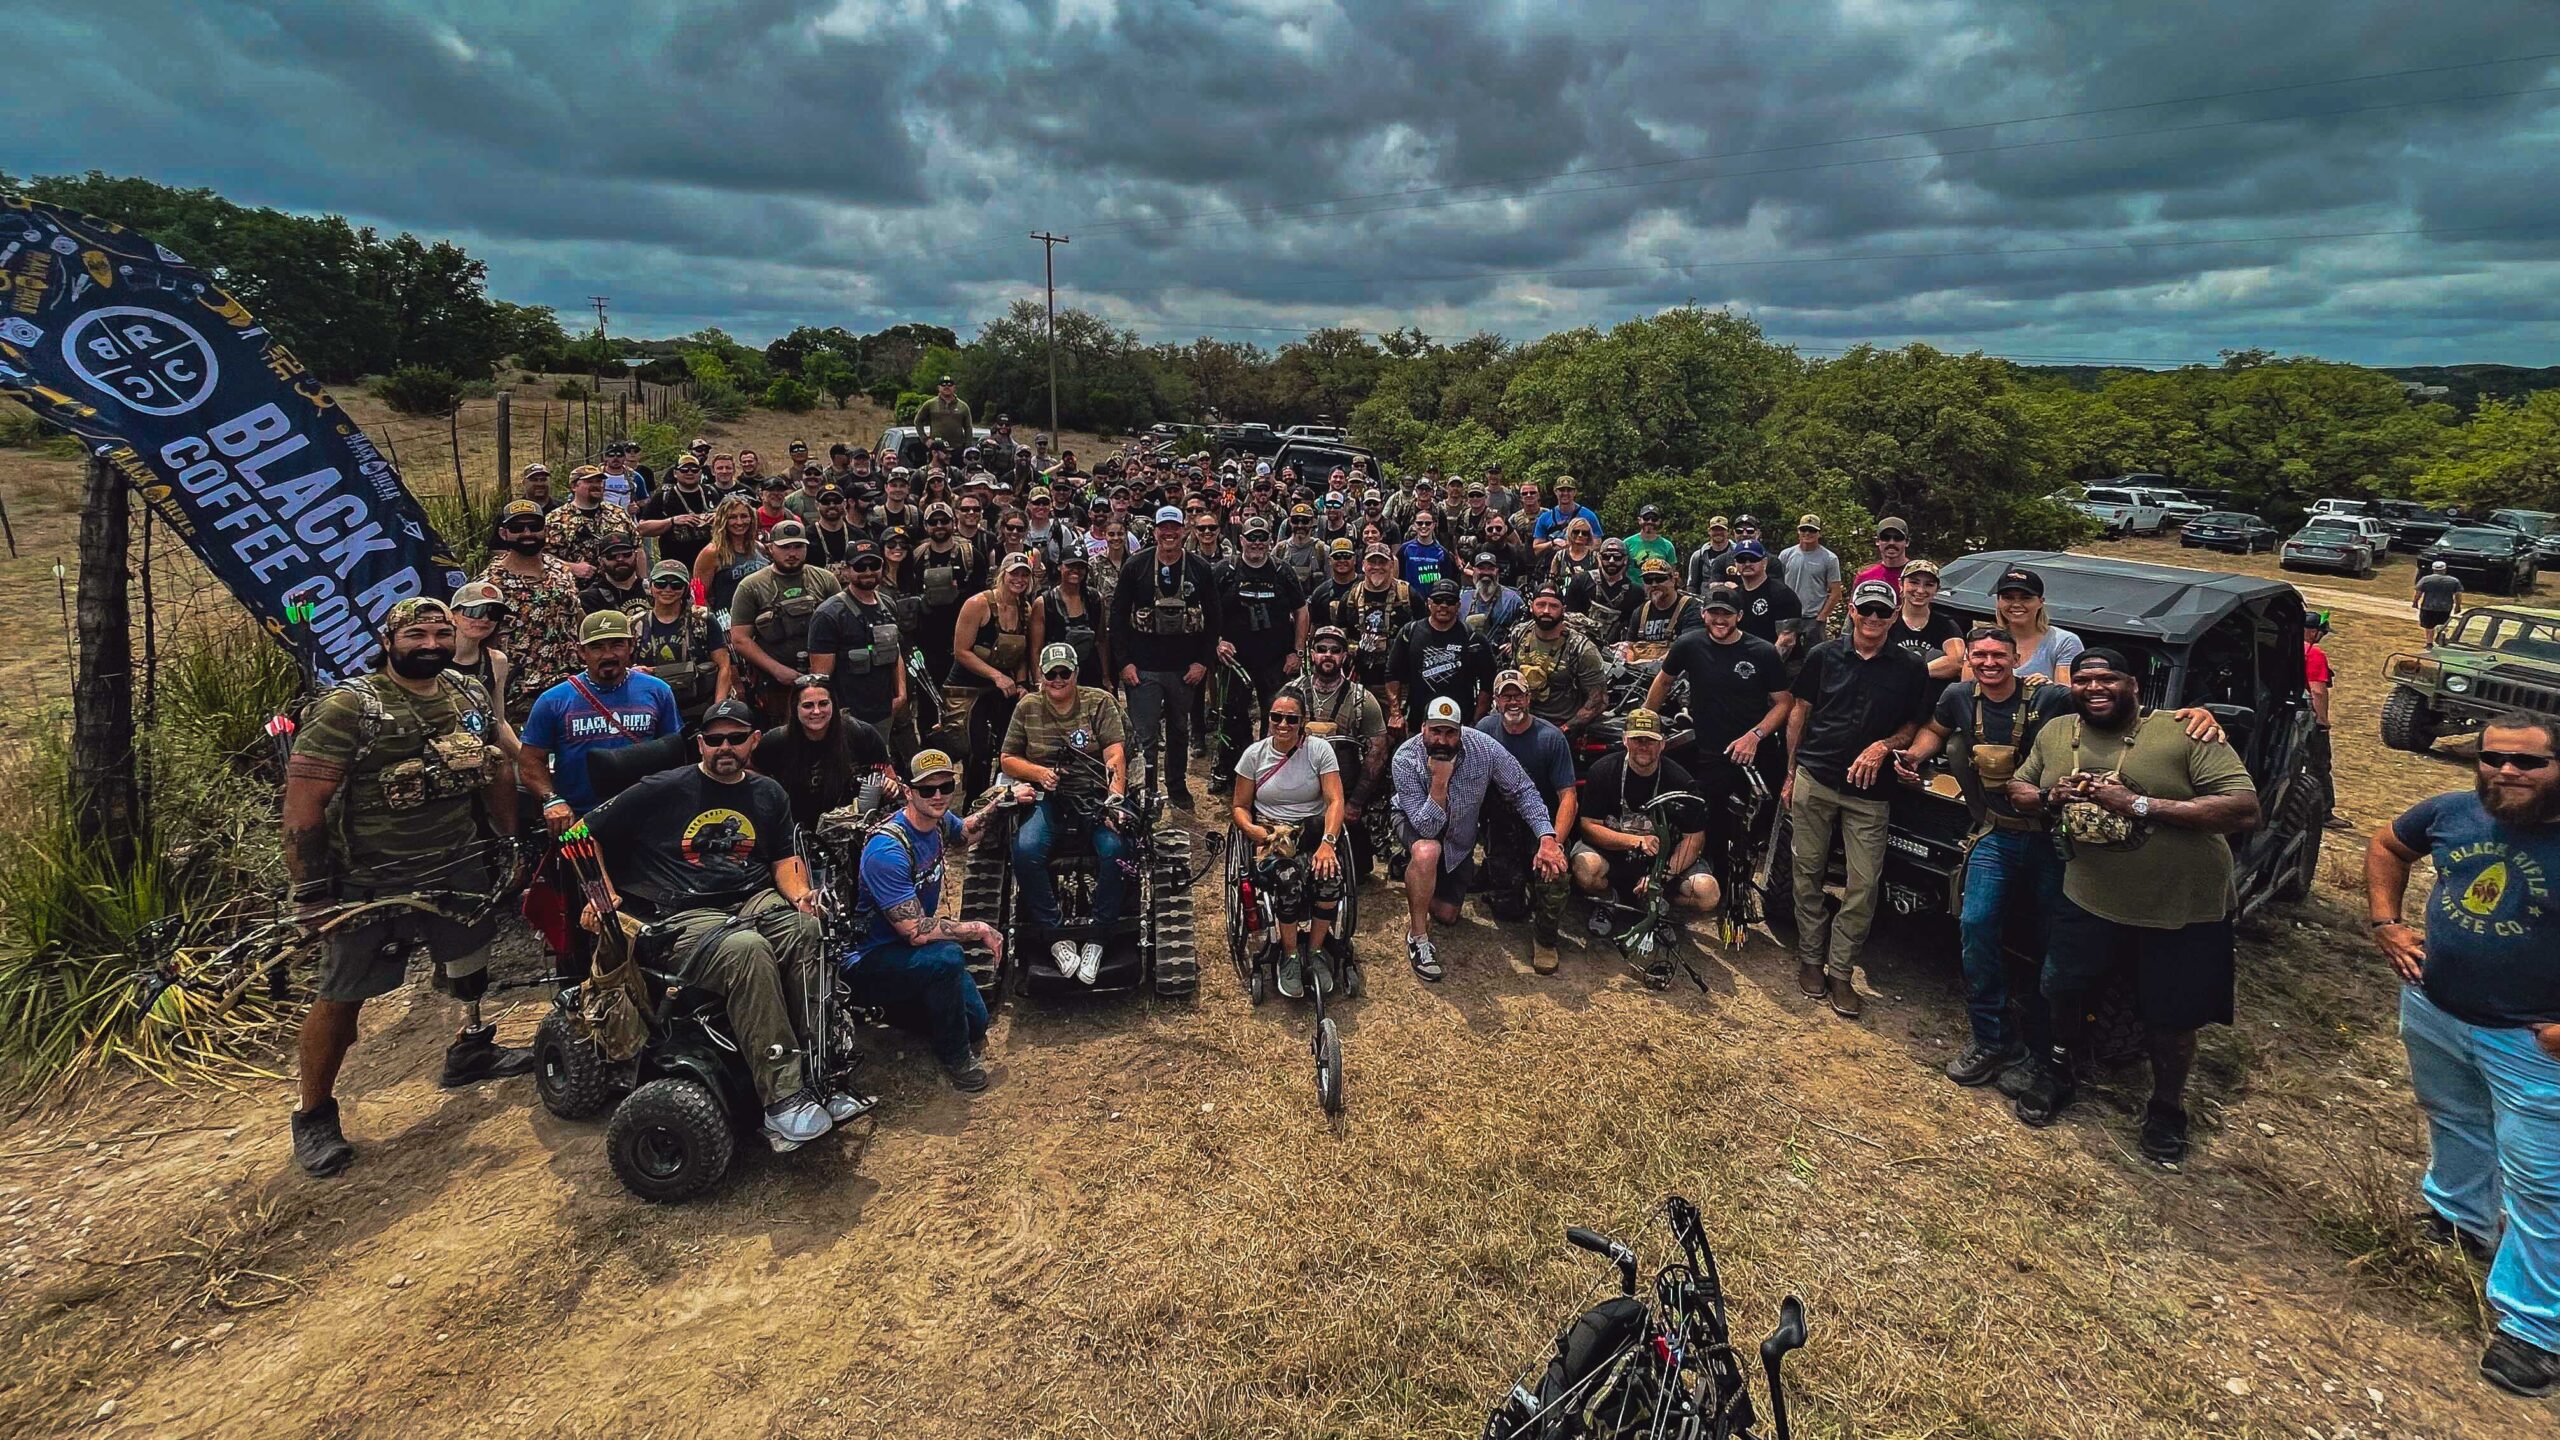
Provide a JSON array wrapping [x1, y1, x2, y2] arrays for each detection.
[[847, 748, 1009, 1092], [519, 610, 683, 824], [2369, 713, 2560, 1399], [1475, 669, 1577, 973]]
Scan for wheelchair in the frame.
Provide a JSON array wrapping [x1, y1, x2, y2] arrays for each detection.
[[1223, 821, 1360, 1114]]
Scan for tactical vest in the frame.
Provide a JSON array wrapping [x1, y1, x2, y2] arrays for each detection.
[[327, 671, 496, 855], [918, 541, 974, 609], [831, 596, 905, 678], [627, 604, 715, 707], [1144, 560, 1205, 635]]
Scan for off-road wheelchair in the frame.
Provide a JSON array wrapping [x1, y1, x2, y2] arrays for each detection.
[[1222, 821, 1362, 1114]]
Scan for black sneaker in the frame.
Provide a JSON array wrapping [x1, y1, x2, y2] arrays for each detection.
[[438, 1024, 538, 1088], [943, 1059, 991, 1093], [1945, 1041, 2024, 1088], [2012, 1060, 2076, 1128], [1407, 934, 1444, 982], [2481, 1331, 2560, 1398], [2419, 1210, 2499, 1266], [291, 1099, 355, 1178], [1168, 786, 1196, 812], [2139, 1101, 2190, 1164]]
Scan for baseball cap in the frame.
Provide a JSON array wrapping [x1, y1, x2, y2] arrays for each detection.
[[1290, 502, 1315, 518], [1364, 545, 1394, 562], [1553, 475, 1578, 491], [1902, 557, 1942, 580], [767, 520, 809, 546], [1241, 519, 1271, 540], [451, 580, 505, 609], [1993, 566, 2044, 597], [788, 439, 809, 453], [521, 462, 551, 479], [1475, 550, 1500, 567], [699, 698, 759, 734], [1732, 513, 1759, 529], [378, 597, 453, 636], [1637, 504, 1663, 522], [1850, 579, 1899, 609], [499, 498, 545, 523], [1731, 539, 1767, 560], [1874, 516, 1910, 539], [1702, 585, 1742, 612], [1422, 696, 1465, 729], [579, 609, 634, 644], [600, 530, 639, 555], [1708, 515, 1730, 531], [847, 541, 884, 567], [1639, 556, 1672, 577], [1154, 505, 1186, 526], [648, 559, 689, 584], [1623, 708, 1666, 741], [1039, 642, 1080, 676], [925, 501, 955, 520], [1329, 537, 1355, 556], [1000, 553, 1033, 574], [819, 485, 846, 501], [1493, 668, 1530, 695], [908, 747, 960, 781], [1797, 514, 1823, 532], [569, 464, 605, 483], [1429, 579, 1461, 600]]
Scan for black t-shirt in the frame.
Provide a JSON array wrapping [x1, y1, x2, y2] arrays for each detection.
[[1789, 638, 1930, 795], [581, 573, 649, 615], [1221, 559, 1306, 661], [1732, 579, 1803, 646], [756, 718, 892, 831], [1580, 752, 1702, 833], [1889, 608, 1964, 704], [1568, 570, 1642, 623], [806, 521, 860, 571], [1387, 617, 1494, 728], [1661, 629, 1789, 752], [2415, 573, 2463, 615], [637, 485, 716, 571], [1932, 679, 2073, 820], [1617, 595, 1705, 649], [583, 765, 797, 913], [807, 589, 906, 722], [1110, 551, 1223, 672]]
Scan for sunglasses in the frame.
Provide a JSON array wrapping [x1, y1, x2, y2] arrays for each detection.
[[1043, 668, 1077, 681], [1855, 604, 1896, 618], [912, 779, 958, 797], [699, 730, 755, 748], [1311, 645, 1346, 656], [648, 579, 685, 590], [2479, 751, 2555, 772], [1267, 711, 1303, 724], [457, 604, 505, 620], [851, 561, 884, 572]]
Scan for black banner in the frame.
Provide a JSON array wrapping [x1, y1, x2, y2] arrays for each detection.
[[0, 195, 463, 683]]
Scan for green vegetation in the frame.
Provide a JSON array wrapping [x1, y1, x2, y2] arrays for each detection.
[[376, 365, 464, 417]]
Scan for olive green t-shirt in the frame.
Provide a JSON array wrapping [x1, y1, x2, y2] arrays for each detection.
[[1002, 687, 1127, 796], [730, 563, 842, 660], [2015, 709, 2257, 929], [293, 673, 499, 888]]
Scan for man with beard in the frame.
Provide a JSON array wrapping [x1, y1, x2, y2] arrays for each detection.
[[1111, 505, 1224, 807], [283, 600, 526, 1178], [1571, 709, 1718, 959], [1857, 516, 1913, 590], [1387, 580, 1496, 735], [2368, 714, 2560, 1399], [578, 699, 857, 1150], [730, 521, 843, 723], [904, 502, 983, 685], [517, 462, 562, 514], [1332, 547, 1417, 696], [579, 530, 649, 615], [849, 749, 1009, 1092], [1649, 578, 1791, 871], [1566, 537, 1642, 644], [1475, 669, 1577, 973], [1784, 580, 1931, 1020], [1725, 541, 1805, 657], [806, 486, 862, 577], [1456, 549, 1525, 642], [915, 375, 975, 452], [983, 415, 1019, 486], [1625, 505, 1679, 577], [2005, 648, 2259, 1162], [806, 540, 909, 737], [1615, 558, 1703, 660], [518, 611, 683, 968], [1505, 586, 1609, 742], [1002, 644, 1133, 985], [480, 499, 587, 721], [1391, 696, 1566, 982], [1683, 516, 1734, 595], [636, 453, 716, 572], [597, 440, 650, 511], [1278, 505, 1327, 588], [545, 466, 635, 584], [1281, 626, 1390, 881], [630, 559, 730, 725], [1211, 520, 1309, 789]]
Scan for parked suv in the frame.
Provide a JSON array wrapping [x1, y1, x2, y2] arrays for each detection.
[[2423, 525, 2542, 595], [2372, 499, 2456, 554], [2380, 604, 2560, 752], [2487, 508, 2560, 568]]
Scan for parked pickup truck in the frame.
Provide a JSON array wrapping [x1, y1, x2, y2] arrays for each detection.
[[2079, 485, 2170, 536], [2486, 508, 2560, 568], [2423, 525, 2542, 595], [2372, 499, 2457, 553]]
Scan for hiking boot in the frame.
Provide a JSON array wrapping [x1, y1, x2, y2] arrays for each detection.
[[1168, 785, 1196, 811], [943, 1058, 991, 1093], [2012, 1058, 2076, 1128], [1408, 934, 1444, 982], [762, 1092, 832, 1151], [1945, 1041, 2024, 1088], [2419, 1210, 2498, 1266], [2322, 813, 2357, 833], [438, 1024, 537, 1088], [2481, 1331, 2560, 1398], [823, 1090, 879, 1123], [1827, 982, 1863, 1019], [1796, 962, 1829, 999], [1531, 934, 1560, 975], [291, 1099, 355, 1178], [2139, 1101, 2190, 1164], [1276, 946, 1307, 999]]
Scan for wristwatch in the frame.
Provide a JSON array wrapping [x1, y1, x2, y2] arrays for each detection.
[[2131, 796, 2152, 819]]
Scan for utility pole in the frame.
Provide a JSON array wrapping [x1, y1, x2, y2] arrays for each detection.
[[588, 295, 611, 339], [1031, 232, 1069, 441], [588, 296, 611, 416]]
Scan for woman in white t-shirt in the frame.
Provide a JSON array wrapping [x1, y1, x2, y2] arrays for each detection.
[[1231, 690, 1346, 999]]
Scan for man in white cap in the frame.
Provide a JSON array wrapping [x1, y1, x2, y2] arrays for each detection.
[[1112, 504, 1224, 807], [1391, 695, 1565, 981], [1001, 643, 1132, 985]]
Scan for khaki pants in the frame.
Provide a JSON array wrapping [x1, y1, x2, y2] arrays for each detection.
[[658, 890, 821, 1106], [1787, 768, 1891, 981]]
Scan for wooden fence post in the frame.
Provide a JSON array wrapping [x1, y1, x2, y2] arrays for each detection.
[[495, 389, 512, 501], [72, 453, 139, 871]]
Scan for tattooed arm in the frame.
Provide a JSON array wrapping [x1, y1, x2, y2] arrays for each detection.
[[882, 897, 1004, 961], [281, 756, 345, 911]]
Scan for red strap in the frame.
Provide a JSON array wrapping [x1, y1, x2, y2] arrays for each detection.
[[566, 675, 644, 743]]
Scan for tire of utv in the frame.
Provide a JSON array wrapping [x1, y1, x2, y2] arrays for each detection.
[[956, 838, 1011, 1002], [605, 1078, 735, 1204], [1315, 1016, 1343, 1115], [2379, 686, 2438, 754], [533, 1008, 622, 1121], [2273, 770, 2324, 904], [1147, 829, 1201, 999]]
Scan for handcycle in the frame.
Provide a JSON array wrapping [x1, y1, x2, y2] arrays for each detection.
[[1586, 788, 1715, 993], [1222, 822, 1360, 1114], [1484, 1195, 1811, 1440]]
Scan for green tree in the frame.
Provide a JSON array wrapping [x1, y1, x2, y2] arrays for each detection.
[[1269, 327, 1388, 426], [2416, 390, 2560, 512], [764, 325, 862, 376], [1494, 308, 1797, 501], [803, 352, 860, 409], [762, 376, 818, 413], [954, 301, 1176, 434]]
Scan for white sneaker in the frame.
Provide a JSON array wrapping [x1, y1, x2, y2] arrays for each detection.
[[1049, 939, 1081, 975], [762, 1093, 832, 1149], [823, 1091, 878, 1123], [1077, 942, 1105, 985]]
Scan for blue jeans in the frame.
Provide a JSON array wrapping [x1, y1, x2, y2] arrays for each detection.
[[846, 940, 987, 1069], [1013, 795, 1129, 928], [2401, 985, 2560, 1353], [1957, 827, 2063, 1053]]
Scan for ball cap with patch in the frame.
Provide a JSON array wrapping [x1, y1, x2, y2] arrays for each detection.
[[699, 698, 760, 733], [451, 579, 505, 608], [1153, 505, 1187, 526], [1850, 578, 1900, 609], [1702, 585, 1743, 612], [579, 608, 635, 645], [908, 747, 961, 781], [1874, 515, 1911, 540], [600, 529, 640, 554], [767, 520, 809, 546], [1422, 695, 1466, 729], [1622, 708, 1666, 741], [1429, 579, 1461, 600], [1730, 539, 1767, 559], [378, 597, 453, 636], [1902, 557, 1941, 580], [1039, 642, 1080, 676], [499, 498, 546, 522], [1329, 537, 1356, 556], [1797, 513, 1823, 532], [648, 559, 690, 583], [1494, 668, 1530, 694], [1474, 550, 1501, 567], [1993, 566, 2045, 597], [1639, 556, 1673, 577]]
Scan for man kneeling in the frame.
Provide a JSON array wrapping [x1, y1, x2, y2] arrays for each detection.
[[581, 699, 858, 1151], [1570, 707, 1719, 935], [850, 749, 1008, 1091], [1000, 643, 1131, 985]]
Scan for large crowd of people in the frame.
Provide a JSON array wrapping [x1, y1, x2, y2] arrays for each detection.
[[275, 388, 2560, 1400]]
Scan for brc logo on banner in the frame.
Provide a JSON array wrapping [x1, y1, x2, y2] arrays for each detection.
[[64, 306, 219, 415]]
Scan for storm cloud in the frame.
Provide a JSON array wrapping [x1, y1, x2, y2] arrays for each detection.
[[11, 0, 2558, 363]]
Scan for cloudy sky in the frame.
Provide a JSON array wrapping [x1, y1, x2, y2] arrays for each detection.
[[15, 1, 2560, 365]]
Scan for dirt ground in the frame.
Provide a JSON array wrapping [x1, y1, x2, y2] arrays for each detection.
[[1, 462, 2552, 1436]]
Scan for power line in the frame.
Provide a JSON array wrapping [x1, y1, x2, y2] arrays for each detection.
[[1075, 50, 2560, 238]]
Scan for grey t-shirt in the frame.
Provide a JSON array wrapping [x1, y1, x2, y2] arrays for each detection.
[[1777, 543, 1841, 616], [1237, 735, 1339, 823], [2415, 573, 2464, 614]]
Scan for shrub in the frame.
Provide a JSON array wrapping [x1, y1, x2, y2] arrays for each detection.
[[553, 379, 591, 401], [517, 372, 541, 385], [891, 390, 933, 423], [763, 377, 818, 413], [378, 365, 463, 416], [694, 377, 749, 422]]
